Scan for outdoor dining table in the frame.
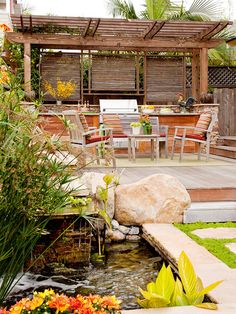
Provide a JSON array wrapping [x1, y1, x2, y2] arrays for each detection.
[[128, 133, 160, 162]]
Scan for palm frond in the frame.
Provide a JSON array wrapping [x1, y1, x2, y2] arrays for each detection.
[[106, 0, 138, 19], [189, 0, 224, 20]]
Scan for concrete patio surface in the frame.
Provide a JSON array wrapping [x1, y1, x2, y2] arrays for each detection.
[[140, 224, 236, 313]]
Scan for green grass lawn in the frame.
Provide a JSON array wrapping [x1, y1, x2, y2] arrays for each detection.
[[174, 222, 236, 268]]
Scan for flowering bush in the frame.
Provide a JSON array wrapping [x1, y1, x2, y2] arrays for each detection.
[[0, 289, 121, 314], [44, 80, 76, 101]]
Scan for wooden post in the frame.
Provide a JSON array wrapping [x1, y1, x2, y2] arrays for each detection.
[[81, 50, 84, 104], [88, 50, 91, 94], [192, 49, 200, 100], [24, 42, 31, 94], [143, 52, 147, 104], [136, 52, 140, 94], [200, 48, 208, 95]]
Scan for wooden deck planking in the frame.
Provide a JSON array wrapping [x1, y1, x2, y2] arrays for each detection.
[[87, 165, 236, 189]]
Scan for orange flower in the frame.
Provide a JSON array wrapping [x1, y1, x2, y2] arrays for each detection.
[[10, 298, 29, 314], [0, 24, 12, 32], [101, 296, 121, 310], [48, 293, 70, 312], [0, 308, 10, 314]]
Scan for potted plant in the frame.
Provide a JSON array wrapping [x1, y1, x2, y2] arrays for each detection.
[[130, 122, 142, 135]]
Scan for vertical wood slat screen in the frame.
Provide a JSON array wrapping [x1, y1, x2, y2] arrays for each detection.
[[91, 55, 136, 91], [40, 54, 80, 101], [146, 57, 185, 102]]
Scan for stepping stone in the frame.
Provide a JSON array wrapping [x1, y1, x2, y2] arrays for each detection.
[[225, 243, 236, 254], [192, 227, 236, 239]]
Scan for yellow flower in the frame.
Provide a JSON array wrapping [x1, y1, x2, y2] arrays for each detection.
[[44, 79, 76, 100], [26, 296, 44, 310]]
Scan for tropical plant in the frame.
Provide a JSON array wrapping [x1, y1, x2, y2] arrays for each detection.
[[138, 251, 222, 310], [0, 289, 121, 314], [0, 71, 78, 304], [107, 0, 224, 20]]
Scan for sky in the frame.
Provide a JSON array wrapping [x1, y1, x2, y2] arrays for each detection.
[[21, 0, 236, 20]]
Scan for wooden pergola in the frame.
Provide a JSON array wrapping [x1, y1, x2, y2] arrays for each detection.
[[6, 15, 232, 101]]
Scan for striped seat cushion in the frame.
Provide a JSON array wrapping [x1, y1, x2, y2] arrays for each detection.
[[103, 114, 124, 136], [78, 113, 89, 133], [194, 112, 211, 136]]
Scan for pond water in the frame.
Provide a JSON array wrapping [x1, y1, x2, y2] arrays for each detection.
[[7, 240, 163, 310]]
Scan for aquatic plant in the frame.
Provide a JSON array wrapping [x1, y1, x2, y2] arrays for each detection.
[[0, 289, 121, 314], [138, 251, 222, 310]]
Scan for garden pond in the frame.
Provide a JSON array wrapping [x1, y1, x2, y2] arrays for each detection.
[[6, 240, 162, 310]]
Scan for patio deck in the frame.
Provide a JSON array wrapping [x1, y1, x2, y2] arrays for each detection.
[[86, 155, 236, 202]]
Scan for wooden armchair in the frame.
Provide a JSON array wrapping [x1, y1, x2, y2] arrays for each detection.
[[62, 110, 116, 167], [171, 112, 217, 161]]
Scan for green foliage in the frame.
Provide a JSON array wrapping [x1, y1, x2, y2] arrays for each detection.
[[4, 42, 40, 95], [0, 73, 75, 304], [138, 251, 222, 310], [175, 222, 236, 268]]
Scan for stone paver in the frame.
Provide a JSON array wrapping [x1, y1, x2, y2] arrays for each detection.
[[192, 227, 236, 239], [226, 243, 236, 254], [123, 303, 236, 314], [142, 224, 236, 308]]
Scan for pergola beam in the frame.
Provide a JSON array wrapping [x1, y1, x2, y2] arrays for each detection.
[[6, 32, 224, 50]]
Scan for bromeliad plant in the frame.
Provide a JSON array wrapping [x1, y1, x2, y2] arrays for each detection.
[[0, 289, 122, 314], [138, 251, 222, 310]]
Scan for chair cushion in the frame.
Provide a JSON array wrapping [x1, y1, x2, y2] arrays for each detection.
[[86, 135, 110, 144], [160, 133, 166, 138], [194, 112, 211, 135], [103, 114, 123, 135], [186, 133, 206, 141]]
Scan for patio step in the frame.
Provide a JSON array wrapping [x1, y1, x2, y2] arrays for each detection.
[[184, 201, 236, 223], [187, 187, 236, 202], [221, 136, 236, 147], [210, 145, 236, 159]]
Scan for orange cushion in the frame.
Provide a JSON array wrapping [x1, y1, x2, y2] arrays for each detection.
[[194, 112, 211, 135], [103, 114, 123, 135], [86, 135, 110, 144], [186, 133, 206, 141]]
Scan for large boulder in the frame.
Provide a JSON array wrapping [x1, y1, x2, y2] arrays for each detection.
[[115, 174, 191, 225]]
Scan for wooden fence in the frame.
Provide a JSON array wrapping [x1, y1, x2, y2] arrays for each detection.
[[214, 88, 236, 136]]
